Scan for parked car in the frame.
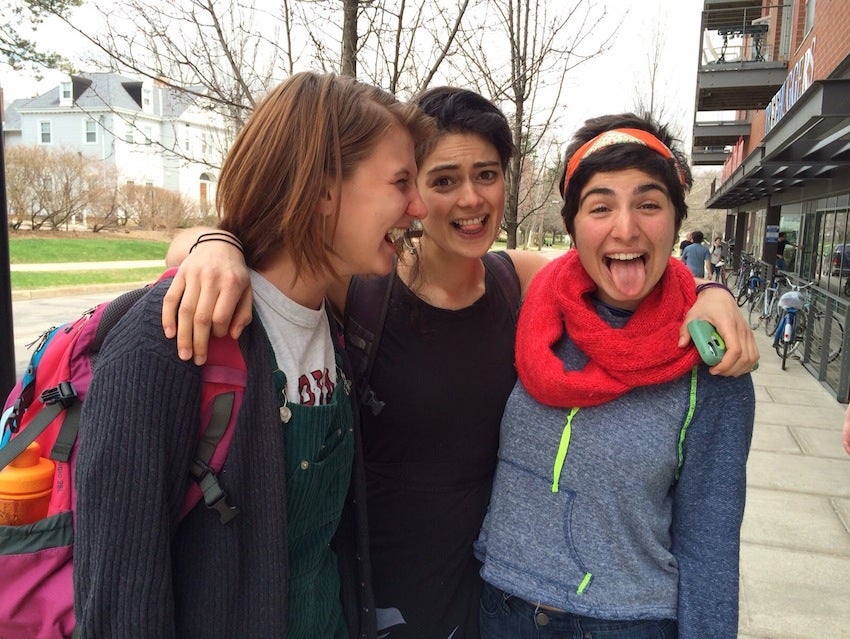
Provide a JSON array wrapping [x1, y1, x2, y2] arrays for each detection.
[[832, 243, 850, 276]]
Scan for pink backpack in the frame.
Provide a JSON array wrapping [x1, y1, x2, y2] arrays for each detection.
[[0, 270, 247, 638]]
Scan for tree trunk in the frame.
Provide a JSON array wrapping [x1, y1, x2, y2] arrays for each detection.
[[341, 0, 358, 77]]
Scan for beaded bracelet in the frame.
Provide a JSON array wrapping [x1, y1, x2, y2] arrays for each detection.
[[695, 281, 733, 297], [189, 232, 244, 255]]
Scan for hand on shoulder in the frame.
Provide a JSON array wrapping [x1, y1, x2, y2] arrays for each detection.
[[505, 249, 554, 297]]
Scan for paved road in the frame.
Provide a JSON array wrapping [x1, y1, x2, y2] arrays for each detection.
[[11, 287, 141, 377]]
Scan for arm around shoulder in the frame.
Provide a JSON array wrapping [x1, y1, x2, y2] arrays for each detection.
[[505, 249, 553, 297]]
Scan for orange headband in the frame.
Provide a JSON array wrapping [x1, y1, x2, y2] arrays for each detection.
[[562, 128, 686, 195]]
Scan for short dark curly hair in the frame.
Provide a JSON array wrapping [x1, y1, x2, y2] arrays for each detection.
[[414, 87, 515, 170], [559, 113, 693, 238]]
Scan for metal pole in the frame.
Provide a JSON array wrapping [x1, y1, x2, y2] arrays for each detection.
[[0, 114, 15, 397]]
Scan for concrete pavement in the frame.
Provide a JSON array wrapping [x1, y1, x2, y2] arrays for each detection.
[[7, 264, 850, 637], [738, 322, 850, 638]]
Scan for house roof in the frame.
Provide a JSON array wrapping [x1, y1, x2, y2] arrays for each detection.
[[3, 98, 29, 131], [7, 72, 195, 118]]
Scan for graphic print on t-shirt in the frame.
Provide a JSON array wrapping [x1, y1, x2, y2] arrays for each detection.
[[299, 367, 336, 406]]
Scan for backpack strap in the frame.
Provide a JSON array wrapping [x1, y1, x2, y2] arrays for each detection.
[[482, 251, 522, 325], [1, 269, 246, 525], [180, 334, 247, 524], [0, 382, 78, 469], [343, 266, 396, 416]]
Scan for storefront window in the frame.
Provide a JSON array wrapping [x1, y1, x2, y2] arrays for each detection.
[[815, 195, 850, 297]]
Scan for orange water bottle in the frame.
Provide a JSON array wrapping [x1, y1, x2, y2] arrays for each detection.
[[0, 442, 55, 525]]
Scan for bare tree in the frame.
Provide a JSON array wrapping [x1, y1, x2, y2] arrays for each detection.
[[630, 11, 689, 144], [35, 149, 100, 229], [22, 0, 622, 242], [36, 0, 472, 162], [353, 0, 472, 95], [119, 184, 196, 231], [446, 0, 619, 247], [5, 145, 99, 230], [44, 0, 300, 127], [5, 146, 44, 230], [341, 0, 359, 76], [87, 165, 127, 232]]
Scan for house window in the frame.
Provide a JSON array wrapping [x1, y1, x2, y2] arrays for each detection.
[[39, 121, 52, 144], [125, 125, 134, 144], [804, 0, 816, 35], [85, 119, 98, 143], [143, 125, 152, 145], [60, 82, 72, 102], [143, 88, 152, 110]]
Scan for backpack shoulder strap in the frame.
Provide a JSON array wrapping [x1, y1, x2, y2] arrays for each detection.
[[343, 266, 396, 416], [181, 334, 247, 524], [483, 250, 522, 324]]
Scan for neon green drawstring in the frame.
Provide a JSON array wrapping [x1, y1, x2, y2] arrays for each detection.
[[552, 407, 579, 493]]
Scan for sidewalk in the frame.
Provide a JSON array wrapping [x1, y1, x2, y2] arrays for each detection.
[[738, 319, 850, 638], [9, 259, 164, 301], [10, 259, 164, 272]]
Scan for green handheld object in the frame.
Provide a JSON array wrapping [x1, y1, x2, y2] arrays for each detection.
[[687, 320, 726, 366]]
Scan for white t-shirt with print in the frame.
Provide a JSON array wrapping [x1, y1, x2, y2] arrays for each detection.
[[250, 270, 337, 407]]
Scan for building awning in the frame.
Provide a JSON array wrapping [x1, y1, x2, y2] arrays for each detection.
[[706, 79, 850, 209]]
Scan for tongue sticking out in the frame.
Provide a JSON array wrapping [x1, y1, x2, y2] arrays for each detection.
[[608, 257, 646, 297]]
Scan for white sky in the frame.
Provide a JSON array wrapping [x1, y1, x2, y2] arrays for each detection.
[[1, 0, 706, 145]]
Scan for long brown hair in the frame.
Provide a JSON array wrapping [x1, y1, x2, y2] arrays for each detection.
[[218, 72, 433, 277]]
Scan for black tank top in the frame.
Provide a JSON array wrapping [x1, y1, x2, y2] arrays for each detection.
[[361, 262, 518, 639]]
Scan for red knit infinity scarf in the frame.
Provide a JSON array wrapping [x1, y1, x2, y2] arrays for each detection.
[[515, 250, 701, 408]]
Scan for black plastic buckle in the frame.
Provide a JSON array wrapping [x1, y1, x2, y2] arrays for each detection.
[[40, 381, 78, 408], [359, 387, 385, 416], [191, 460, 240, 524]]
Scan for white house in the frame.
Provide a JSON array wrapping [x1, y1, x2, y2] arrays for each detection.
[[2, 72, 229, 208]]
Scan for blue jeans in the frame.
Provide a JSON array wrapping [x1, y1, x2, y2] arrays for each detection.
[[479, 582, 678, 638]]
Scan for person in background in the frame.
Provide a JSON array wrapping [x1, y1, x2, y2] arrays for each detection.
[[710, 235, 724, 279], [678, 230, 693, 255], [161, 94, 759, 639], [73, 71, 434, 639], [681, 229, 711, 278], [475, 113, 755, 638], [776, 231, 796, 271], [843, 403, 850, 456]]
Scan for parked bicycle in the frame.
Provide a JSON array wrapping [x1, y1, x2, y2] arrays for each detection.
[[750, 273, 789, 336], [728, 252, 754, 296], [772, 279, 844, 369], [772, 283, 812, 370], [737, 261, 764, 309]]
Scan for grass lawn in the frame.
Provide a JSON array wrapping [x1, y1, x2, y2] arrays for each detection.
[[9, 236, 169, 264]]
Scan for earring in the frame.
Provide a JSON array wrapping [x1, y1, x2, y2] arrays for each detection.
[[403, 220, 423, 254]]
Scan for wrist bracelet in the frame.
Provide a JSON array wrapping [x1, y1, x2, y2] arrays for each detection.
[[189, 232, 244, 255], [695, 281, 733, 297]]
